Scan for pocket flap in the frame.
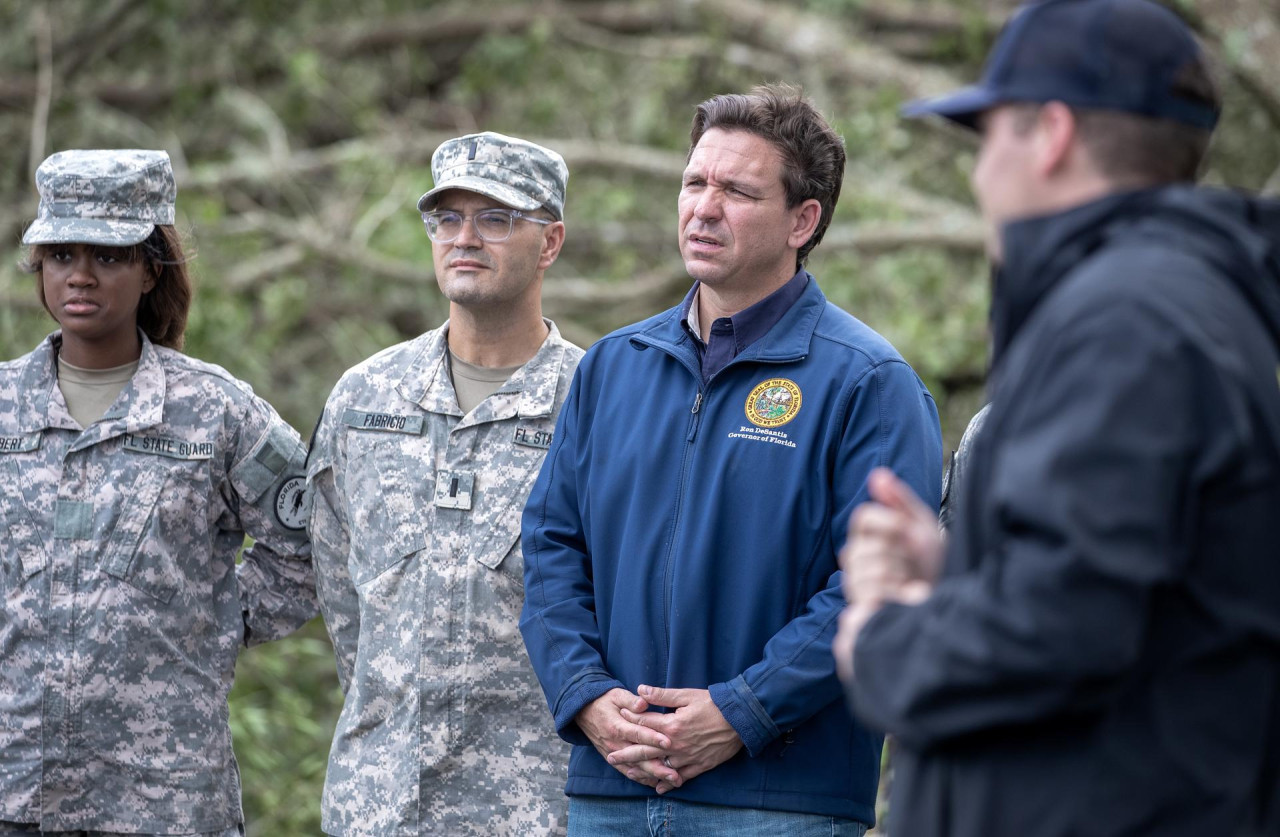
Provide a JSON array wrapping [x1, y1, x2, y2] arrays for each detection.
[[0, 460, 47, 582], [472, 515, 521, 570], [102, 468, 169, 582]]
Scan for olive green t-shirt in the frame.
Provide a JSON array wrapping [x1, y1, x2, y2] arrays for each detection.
[[57, 355, 139, 429], [449, 351, 520, 414]]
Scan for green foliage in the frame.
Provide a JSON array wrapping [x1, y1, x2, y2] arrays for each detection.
[[230, 621, 342, 837]]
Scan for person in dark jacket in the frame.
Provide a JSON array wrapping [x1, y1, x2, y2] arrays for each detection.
[[521, 85, 942, 835], [834, 1, 1280, 835]]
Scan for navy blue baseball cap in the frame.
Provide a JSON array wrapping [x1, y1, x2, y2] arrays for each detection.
[[903, 0, 1219, 131]]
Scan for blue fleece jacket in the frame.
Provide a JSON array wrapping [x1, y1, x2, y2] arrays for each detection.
[[520, 275, 942, 822]]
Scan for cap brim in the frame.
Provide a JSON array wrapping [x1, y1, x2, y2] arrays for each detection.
[[901, 85, 1003, 130], [21, 217, 155, 247], [416, 176, 542, 214]]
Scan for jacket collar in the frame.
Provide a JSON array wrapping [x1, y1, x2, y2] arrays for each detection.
[[20, 330, 166, 442], [632, 270, 827, 369], [680, 270, 810, 351], [991, 189, 1150, 366], [993, 186, 1280, 366], [397, 319, 571, 426]]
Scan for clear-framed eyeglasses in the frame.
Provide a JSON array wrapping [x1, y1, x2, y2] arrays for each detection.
[[421, 208, 553, 243]]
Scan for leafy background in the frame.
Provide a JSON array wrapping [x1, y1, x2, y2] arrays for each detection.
[[1, 1, 1276, 832]]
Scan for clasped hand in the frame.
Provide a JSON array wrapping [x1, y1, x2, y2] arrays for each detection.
[[576, 685, 743, 794]]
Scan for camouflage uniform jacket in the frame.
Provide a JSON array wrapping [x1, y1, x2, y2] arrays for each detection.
[[307, 320, 581, 836], [0, 332, 316, 833]]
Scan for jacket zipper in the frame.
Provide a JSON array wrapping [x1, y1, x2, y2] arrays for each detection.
[[660, 385, 703, 682], [640, 341, 806, 692]]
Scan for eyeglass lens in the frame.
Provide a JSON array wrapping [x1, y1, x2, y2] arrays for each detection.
[[426, 210, 515, 243]]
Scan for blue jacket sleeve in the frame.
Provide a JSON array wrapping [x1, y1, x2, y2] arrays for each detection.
[[712, 359, 943, 755], [850, 307, 1195, 749], [520, 363, 626, 746]]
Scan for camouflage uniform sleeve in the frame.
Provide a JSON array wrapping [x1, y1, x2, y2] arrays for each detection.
[[305, 405, 359, 692], [226, 395, 317, 647]]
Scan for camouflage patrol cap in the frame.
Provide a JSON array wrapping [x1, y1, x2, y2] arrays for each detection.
[[417, 132, 568, 221], [22, 149, 176, 247]]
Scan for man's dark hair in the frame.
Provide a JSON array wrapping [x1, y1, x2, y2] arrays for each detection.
[[23, 225, 193, 350], [1009, 55, 1220, 185], [689, 84, 846, 267]]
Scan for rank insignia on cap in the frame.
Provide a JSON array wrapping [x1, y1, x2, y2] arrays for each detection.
[[745, 378, 802, 428]]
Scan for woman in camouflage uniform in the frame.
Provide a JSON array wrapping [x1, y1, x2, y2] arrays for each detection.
[[0, 149, 316, 836]]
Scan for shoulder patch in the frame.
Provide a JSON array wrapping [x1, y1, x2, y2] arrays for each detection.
[[342, 408, 425, 435], [745, 378, 803, 428], [274, 476, 308, 530]]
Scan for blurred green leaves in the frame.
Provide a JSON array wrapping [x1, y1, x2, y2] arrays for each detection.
[[230, 621, 342, 836]]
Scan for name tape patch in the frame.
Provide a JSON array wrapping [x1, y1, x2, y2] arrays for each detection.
[[0, 433, 40, 454], [342, 408, 425, 435], [513, 425, 553, 449], [122, 433, 215, 460]]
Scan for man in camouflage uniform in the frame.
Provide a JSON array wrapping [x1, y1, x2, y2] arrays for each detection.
[[307, 132, 582, 835], [1, 149, 316, 835]]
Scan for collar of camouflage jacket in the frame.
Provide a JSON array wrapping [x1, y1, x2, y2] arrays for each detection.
[[19, 330, 166, 443], [396, 318, 571, 426]]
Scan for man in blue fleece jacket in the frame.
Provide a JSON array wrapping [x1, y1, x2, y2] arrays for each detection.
[[520, 84, 942, 835]]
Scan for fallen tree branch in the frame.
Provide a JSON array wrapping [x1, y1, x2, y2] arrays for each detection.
[[311, 1, 671, 57], [685, 0, 966, 98], [182, 133, 688, 192], [55, 0, 151, 84], [27, 6, 53, 178], [554, 15, 795, 78], [821, 220, 985, 254]]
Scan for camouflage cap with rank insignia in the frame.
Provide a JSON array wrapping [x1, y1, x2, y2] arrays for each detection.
[[22, 149, 176, 247], [416, 132, 569, 220]]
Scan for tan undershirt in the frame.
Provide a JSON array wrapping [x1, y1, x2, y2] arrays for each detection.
[[449, 351, 520, 414], [57, 356, 139, 429]]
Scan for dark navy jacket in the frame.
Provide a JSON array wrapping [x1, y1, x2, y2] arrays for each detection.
[[852, 188, 1280, 837], [521, 276, 942, 822]]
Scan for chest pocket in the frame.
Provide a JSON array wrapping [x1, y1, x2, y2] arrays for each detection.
[[101, 466, 185, 603], [342, 432, 429, 587], [465, 418, 558, 582], [0, 456, 48, 585]]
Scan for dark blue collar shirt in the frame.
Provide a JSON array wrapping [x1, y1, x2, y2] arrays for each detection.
[[679, 269, 810, 383]]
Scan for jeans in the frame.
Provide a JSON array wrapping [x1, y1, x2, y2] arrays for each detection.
[[567, 796, 869, 837]]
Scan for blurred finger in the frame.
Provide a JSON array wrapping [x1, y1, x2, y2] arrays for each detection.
[[868, 467, 935, 522]]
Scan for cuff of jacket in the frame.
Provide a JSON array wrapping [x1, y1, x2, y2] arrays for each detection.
[[553, 669, 626, 747], [709, 676, 779, 757]]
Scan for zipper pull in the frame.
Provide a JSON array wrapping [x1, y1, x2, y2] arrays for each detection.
[[692, 391, 703, 414]]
